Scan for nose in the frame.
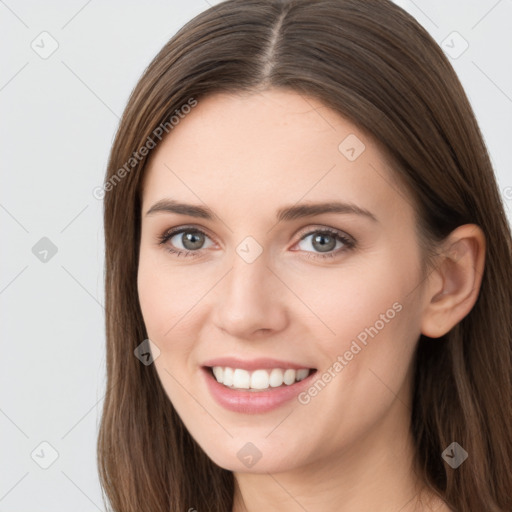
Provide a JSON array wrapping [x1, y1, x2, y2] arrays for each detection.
[[212, 248, 288, 339]]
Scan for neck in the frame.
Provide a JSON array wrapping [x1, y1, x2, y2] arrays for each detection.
[[232, 397, 433, 512]]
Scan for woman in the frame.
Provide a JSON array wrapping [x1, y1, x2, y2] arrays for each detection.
[[97, 1, 512, 510]]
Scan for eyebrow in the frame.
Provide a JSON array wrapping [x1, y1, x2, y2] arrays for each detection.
[[145, 198, 378, 223]]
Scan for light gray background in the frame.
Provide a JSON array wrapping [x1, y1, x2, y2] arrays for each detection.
[[1, 1, 511, 510]]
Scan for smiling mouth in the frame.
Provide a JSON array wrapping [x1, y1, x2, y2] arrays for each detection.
[[205, 366, 317, 391]]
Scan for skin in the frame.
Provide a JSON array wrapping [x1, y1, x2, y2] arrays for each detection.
[[137, 89, 485, 512]]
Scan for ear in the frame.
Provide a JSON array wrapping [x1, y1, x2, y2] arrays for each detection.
[[421, 224, 486, 338]]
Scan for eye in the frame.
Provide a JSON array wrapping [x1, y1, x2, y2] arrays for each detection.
[[157, 226, 356, 260], [294, 228, 355, 260], [157, 226, 214, 258]]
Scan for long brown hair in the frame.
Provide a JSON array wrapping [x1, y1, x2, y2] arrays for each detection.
[[97, 1, 512, 510]]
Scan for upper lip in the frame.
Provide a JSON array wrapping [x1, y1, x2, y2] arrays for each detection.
[[202, 357, 315, 372]]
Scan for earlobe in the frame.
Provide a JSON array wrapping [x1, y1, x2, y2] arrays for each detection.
[[421, 224, 486, 339]]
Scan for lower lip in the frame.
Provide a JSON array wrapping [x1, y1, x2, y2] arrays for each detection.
[[202, 367, 317, 414]]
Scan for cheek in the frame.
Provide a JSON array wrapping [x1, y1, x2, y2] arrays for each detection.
[[137, 245, 197, 335], [137, 260, 167, 338], [137, 256, 200, 404], [291, 272, 421, 451], [300, 263, 413, 351], [303, 247, 422, 391]]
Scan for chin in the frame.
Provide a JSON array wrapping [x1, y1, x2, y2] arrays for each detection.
[[199, 438, 306, 475]]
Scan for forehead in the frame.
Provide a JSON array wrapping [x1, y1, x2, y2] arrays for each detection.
[[146, 89, 366, 174], [141, 89, 410, 223]]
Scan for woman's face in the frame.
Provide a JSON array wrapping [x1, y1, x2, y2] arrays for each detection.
[[137, 89, 429, 473]]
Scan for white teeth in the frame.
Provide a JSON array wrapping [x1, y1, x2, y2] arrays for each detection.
[[211, 366, 312, 390], [283, 369, 296, 385], [250, 369, 270, 390], [223, 367, 234, 387], [269, 368, 284, 387], [212, 366, 223, 382], [296, 368, 310, 381], [233, 369, 250, 389]]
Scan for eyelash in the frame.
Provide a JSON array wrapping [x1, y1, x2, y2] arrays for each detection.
[[156, 225, 356, 261]]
